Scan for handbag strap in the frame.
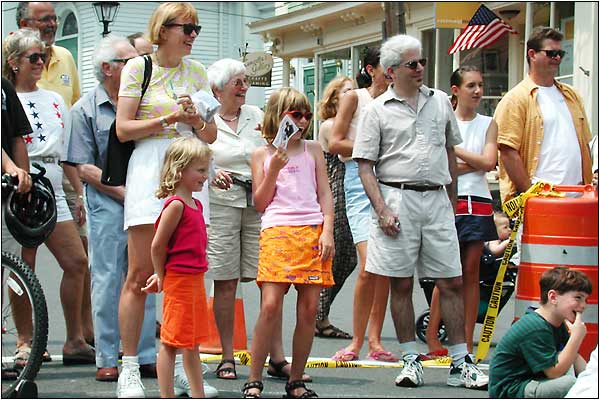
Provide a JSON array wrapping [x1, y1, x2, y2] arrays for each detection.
[[141, 54, 152, 99]]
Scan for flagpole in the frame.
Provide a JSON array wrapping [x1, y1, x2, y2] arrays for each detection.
[[523, 2, 534, 77]]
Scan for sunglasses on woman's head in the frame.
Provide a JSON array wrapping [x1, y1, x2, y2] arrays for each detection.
[[24, 53, 47, 64], [163, 23, 202, 36], [402, 58, 427, 70], [283, 110, 313, 121]]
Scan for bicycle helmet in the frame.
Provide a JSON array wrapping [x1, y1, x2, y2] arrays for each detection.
[[5, 170, 57, 248]]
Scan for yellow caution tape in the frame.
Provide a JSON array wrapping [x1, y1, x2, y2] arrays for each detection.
[[475, 181, 564, 363], [200, 351, 454, 368]]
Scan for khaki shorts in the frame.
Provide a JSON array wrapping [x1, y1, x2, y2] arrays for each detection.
[[365, 184, 462, 279], [206, 203, 260, 281]]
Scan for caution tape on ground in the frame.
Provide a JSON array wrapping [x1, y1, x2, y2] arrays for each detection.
[[199, 351, 463, 368], [475, 182, 564, 363]]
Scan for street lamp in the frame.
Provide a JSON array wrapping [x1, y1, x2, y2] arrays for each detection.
[[93, 2, 120, 37]]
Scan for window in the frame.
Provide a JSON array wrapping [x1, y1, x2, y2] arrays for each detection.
[[55, 11, 78, 66]]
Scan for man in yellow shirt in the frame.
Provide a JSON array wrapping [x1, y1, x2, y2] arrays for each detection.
[[494, 26, 592, 203]]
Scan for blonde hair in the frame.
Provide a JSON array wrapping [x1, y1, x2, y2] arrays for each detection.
[[317, 76, 354, 121], [156, 137, 212, 199], [2, 28, 45, 84], [147, 2, 198, 45], [262, 87, 312, 142]]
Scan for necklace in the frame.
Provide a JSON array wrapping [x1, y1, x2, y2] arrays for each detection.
[[219, 110, 240, 122]]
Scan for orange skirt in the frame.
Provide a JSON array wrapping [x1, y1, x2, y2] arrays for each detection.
[[161, 270, 209, 349], [257, 225, 334, 287]]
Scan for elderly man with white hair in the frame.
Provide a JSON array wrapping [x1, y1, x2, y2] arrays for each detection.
[[352, 34, 489, 390]]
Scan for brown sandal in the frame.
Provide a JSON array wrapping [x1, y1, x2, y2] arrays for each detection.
[[215, 358, 237, 380]]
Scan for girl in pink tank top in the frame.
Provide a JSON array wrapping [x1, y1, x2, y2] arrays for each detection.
[[142, 137, 212, 398], [242, 88, 334, 398]]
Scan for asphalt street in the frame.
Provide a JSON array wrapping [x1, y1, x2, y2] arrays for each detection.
[[18, 244, 516, 398]]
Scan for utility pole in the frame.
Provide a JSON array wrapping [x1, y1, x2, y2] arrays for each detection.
[[383, 2, 407, 39]]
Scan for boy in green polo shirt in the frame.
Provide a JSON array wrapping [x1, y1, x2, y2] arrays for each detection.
[[489, 266, 592, 398]]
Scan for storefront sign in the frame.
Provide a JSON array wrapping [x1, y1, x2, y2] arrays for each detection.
[[435, 2, 481, 29], [244, 52, 273, 87]]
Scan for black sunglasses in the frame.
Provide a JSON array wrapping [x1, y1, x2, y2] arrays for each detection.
[[403, 58, 427, 70], [24, 52, 47, 64], [111, 57, 136, 64], [163, 23, 201, 36], [537, 49, 566, 59], [283, 110, 313, 121]]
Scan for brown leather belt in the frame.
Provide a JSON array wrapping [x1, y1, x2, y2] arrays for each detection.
[[379, 181, 443, 192]]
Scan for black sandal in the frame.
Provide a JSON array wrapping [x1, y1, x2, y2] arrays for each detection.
[[267, 359, 312, 382], [284, 380, 318, 398], [215, 358, 237, 380], [242, 380, 263, 398], [314, 324, 352, 339]]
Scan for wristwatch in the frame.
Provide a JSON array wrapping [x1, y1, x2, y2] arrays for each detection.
[[159, 116, 169, 129]]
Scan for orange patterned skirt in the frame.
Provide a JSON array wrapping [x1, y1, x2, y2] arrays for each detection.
[[161, 270, 209, 349], [257, 224, 334, 287]]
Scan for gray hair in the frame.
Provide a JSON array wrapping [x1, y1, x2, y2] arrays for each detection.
[[207, 58, 246, 91], [380, 34, 422, 71], [16, 2, 31, 27], [92, 34, 130, 82], [2, 28, 45, 83]]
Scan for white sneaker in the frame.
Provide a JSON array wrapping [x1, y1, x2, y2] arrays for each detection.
[[117, 367, 145, 398], [395, 354, 424, 387], [174, 363, 218, 398], [447, 355, 488, 389]]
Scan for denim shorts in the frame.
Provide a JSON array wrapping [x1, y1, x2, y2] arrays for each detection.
[[343, 160, 371, 244]]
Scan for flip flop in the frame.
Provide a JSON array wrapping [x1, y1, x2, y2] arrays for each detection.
[[366, 350, 399, 362], [314, 324, 352, 339], [14, 345, 31, 368], [331, 348, 358, 362], [62, 344, 96, 365], [420, 348, 449, 360]]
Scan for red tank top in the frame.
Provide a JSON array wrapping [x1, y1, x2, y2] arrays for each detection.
[[155, 196, 208, 274]]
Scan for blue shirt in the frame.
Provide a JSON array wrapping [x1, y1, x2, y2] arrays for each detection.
[[65, 83, 115, 167]]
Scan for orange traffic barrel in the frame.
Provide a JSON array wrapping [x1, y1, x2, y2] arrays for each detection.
[[198, 282, 248, 354], [515, 184, 598, 361]]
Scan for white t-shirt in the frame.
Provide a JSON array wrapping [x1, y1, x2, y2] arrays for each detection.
[[17, 88, 70, 159], [533, 85, 582, 185], [456, 113, 493, 198]]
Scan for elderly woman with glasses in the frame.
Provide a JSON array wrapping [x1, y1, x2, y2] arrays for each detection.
[[114, 2, 216, 397], [207, 58, 311, 383], [3, 27, 94, 365]]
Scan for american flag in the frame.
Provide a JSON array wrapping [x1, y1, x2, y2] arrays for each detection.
[[448, 4, 517, 54]]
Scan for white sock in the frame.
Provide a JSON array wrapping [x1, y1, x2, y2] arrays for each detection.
[[121, 356, 139, 370], [398, 341, 419, 360], [448, 344, 468, 368]]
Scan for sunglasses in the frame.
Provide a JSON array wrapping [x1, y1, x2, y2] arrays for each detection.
[[111, 57, 136, 64], [28, 15, 57, 24], [163, 23, 202, 36], [23, 52, 47, 64], [283, 110, 313, 121], [536, 49, 566, 59], [402, 58, 427, 70]]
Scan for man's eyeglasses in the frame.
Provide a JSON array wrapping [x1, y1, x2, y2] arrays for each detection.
[[163, 23, 202, 36], [230, 78, 249, 88], [111, 57, 136, 64], [402, 58, 427, 70], [23, 52, 47, 64], [536, 49, 566, 59], [283, 110, 313, 121], [28, 15, 58, 24]]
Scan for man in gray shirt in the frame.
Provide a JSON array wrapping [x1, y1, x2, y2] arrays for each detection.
[[352, 34, 488, 390]]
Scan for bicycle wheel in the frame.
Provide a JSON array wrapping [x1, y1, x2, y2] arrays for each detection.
[[1, 251, 48, 397], [415, 310, 448, 343]]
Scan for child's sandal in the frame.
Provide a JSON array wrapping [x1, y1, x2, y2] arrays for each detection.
[[215, 358, 237, 379], [284, 380, 318, 398], [242, 380, 263, 398]]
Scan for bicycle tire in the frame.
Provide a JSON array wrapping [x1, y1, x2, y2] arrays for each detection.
[[415, 310, 448, 343], [1, 251, 48, 398]]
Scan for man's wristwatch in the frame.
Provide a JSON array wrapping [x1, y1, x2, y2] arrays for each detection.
[[159, 116, 169, 129]]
